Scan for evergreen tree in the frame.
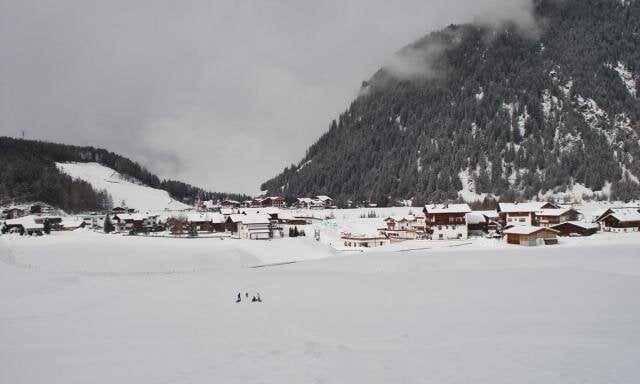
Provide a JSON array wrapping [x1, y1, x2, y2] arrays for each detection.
[[43, 219, 51, 235], [104, 214, 115, 233]]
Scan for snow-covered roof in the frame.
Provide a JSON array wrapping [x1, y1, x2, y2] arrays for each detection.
[[465, 212, 486, 225], [503, 226, 558, 235], [187, 212, 225, 223], [474, 210, 500, 219], [602, 209, 640, 223], [385, 215, 416, 222], [498, 202, 558, 213], [228, 214, 270, 224], [424, 204, 471, 214], [535, 208, 575, 217], [4, 216, 44, 229], [552, 221, 599, 230], [315, 195, 332, 202], [114, 213, 148, 221], [256, 207, 279, 215]]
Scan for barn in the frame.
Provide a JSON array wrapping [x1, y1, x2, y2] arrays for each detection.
[[503, 226, 559, 246]]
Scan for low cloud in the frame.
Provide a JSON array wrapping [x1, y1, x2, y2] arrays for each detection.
[[383, 43, 448, 80], [1, 0, 550, 193]]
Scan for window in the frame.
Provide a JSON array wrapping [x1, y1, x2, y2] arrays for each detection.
[[438, 234, 443, 239], [438, 225, 442, 230], [508, 218, 513, 222], [519, 218, 526, 222], [452, 225, 456, 230]]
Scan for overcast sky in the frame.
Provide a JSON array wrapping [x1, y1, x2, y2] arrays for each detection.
[[0, 0, 537, 194]]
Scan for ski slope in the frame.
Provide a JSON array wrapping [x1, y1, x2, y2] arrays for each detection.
[[56, 162, 190, 211]]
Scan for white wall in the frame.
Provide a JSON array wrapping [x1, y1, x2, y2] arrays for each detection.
[[506, 213, 533, 227], [431, 224, 468, 240]]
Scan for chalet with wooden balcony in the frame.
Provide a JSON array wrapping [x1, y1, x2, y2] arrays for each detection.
[[423, 203, 472, 240]]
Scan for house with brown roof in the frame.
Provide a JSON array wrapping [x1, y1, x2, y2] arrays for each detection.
[[595, 208, 640, 232], [423, 203, 472, 240], [497, 202, 560, 227]]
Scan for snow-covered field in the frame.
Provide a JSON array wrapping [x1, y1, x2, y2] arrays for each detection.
[[2, 230, 640, 383], [56, 162, 190, 211]]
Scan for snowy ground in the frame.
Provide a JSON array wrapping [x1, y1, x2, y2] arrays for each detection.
[[1, 230, 640, 383]]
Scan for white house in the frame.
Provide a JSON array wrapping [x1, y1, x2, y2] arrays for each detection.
[[314, 195, 334, 208], [498, 202, 560, 227], [380, 215, 418, 240], [226, 214, 271, 240]]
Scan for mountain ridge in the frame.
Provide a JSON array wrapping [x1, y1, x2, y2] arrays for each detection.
[[0, 136, 250, 212], [261, 0, 640, 205]]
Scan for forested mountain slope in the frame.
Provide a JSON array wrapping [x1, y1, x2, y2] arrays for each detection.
[[262, 0, 640, 205], [0, 137, 249, 212]]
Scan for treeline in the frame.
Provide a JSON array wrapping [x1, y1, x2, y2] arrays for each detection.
[[0, 142, 113, 212], [261, 0, 640, 204], [0, 137, 249, 211]]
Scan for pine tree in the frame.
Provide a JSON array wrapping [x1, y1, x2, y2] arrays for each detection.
[[104, 214, 115, 233], [43, 219, 51, 235]]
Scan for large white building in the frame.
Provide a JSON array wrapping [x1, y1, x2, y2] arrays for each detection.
[[227, 214, 271, 240]]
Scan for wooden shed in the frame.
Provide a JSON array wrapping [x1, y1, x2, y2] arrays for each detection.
[[503, 226, 559, 246]]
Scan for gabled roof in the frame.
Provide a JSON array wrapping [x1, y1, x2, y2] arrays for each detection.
[[498, 202, 559, 213], [315, 195, 332, 201], [384, 215, 416, 222], [600, 209, 640, 223], [535, 208, 576, 217], [551, 221, 599, 230], [503, 226, 559, 235], [424, 204, 471, 214], [595, 207, 640, 222], [113, 213, 147, 221]]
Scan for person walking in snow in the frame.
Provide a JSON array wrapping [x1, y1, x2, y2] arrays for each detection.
[[236, 293, 241, 303], [257, 293, 262, 302]]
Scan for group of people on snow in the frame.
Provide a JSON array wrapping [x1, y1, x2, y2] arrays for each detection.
[[236, 292, 261, 303]]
